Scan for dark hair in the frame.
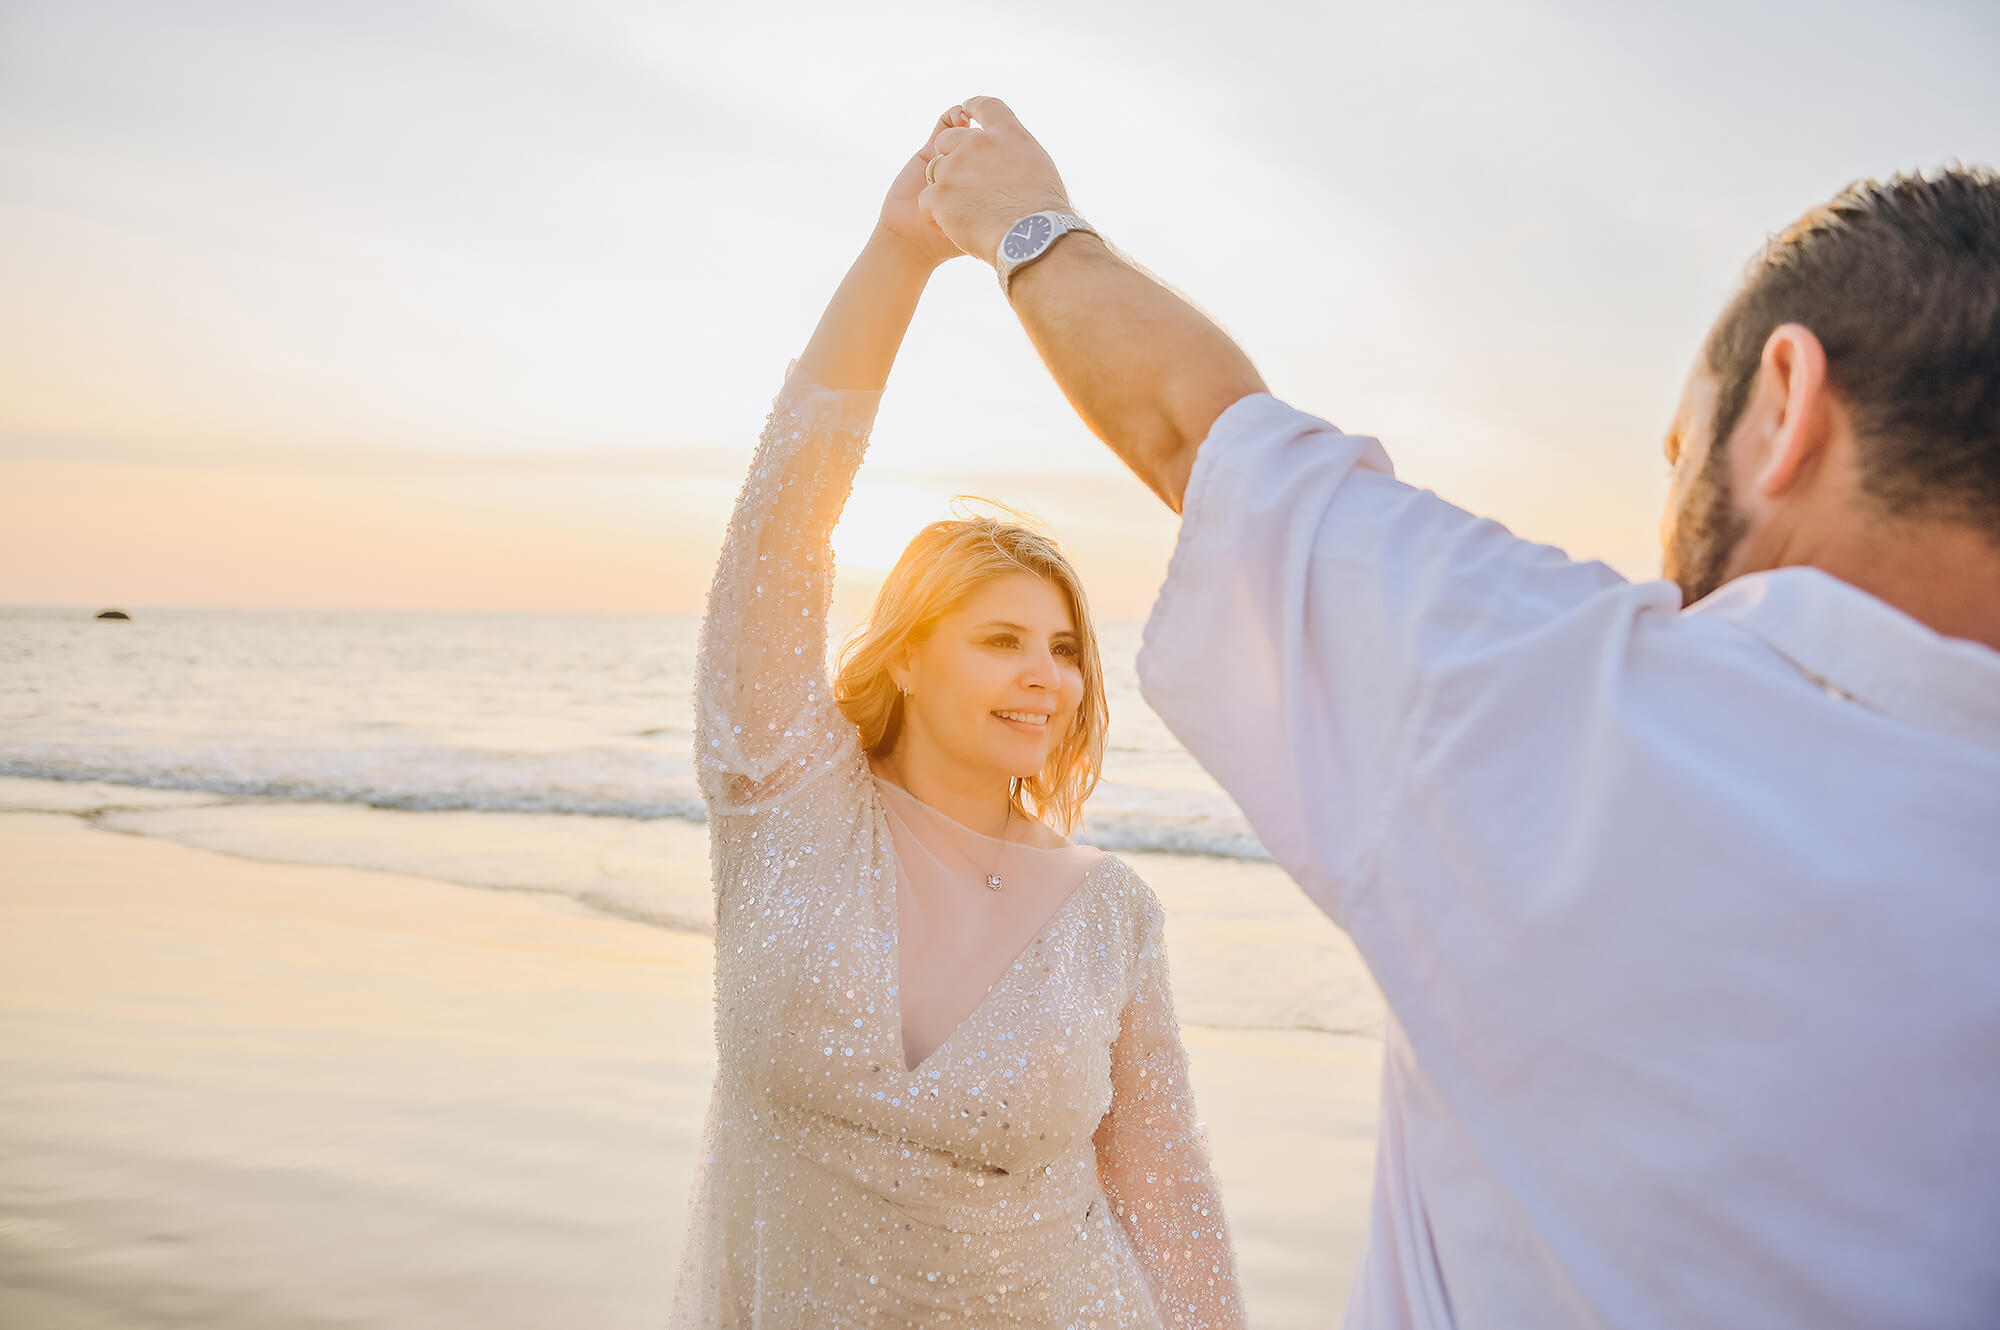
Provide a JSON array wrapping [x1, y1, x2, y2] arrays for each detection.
[[1703, 165, 2000, 533]]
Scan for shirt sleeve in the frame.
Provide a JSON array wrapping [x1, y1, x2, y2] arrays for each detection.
[[1135, 393, 1637, 924], [693, 360, 880, 815]]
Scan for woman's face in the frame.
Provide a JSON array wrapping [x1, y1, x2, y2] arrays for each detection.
[[895, 572, 1085, 783]]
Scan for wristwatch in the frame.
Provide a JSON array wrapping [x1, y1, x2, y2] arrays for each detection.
[[994, 210, 1097, 295]]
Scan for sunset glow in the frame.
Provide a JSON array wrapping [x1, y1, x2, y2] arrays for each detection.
[[3, 1, 1994, 615]]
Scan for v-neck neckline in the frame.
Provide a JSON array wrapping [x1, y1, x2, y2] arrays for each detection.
[[876, 791, 1112, 1077]]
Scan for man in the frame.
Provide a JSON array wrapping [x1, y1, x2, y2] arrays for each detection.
[[920, 98, 2000, 1328]]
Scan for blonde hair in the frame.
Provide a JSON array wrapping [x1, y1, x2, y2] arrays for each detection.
[[834, 510, 1108, 835]]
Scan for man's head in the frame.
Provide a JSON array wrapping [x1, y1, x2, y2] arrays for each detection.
[[1660, 166, 2000, 606]]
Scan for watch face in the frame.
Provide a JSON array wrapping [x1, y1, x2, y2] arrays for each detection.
[[1001, 213, 1054, 262]]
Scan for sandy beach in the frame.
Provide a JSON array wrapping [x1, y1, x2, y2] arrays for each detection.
[[0, 785, 1382, 1328]]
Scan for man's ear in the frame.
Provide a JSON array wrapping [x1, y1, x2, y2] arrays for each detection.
[[1747, 323, 1833, 500]]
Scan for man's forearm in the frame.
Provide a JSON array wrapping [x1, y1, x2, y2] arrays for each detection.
[[1005, 233, 1266, 511]]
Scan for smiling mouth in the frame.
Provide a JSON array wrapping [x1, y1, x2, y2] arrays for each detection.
[[993, 710, 1050, 728]]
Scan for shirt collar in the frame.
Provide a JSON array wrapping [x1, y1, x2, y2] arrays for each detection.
[[1686, 566, 2000, 750]]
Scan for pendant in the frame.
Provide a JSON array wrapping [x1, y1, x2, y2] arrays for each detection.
[[985, 874, 1003, 891]]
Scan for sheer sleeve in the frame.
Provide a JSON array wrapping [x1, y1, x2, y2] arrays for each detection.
[[693, 359, 882, 813], [1095, 906, 1247, 1329]]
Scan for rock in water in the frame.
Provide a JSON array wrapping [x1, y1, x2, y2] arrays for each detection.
[[94, 609, 130, 620]]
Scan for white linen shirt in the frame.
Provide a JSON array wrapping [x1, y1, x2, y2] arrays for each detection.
[[1137, 391, 2000, 1330]]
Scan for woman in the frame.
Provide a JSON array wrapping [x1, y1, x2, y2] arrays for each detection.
[[669, 108, 1244, 1328]]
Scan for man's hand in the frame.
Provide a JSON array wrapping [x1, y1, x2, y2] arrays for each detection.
[[914, 93, 1266, 511], [920, 96, 1073, 266]]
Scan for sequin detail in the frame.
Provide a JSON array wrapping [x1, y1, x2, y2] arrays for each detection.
[[670, 362, 1245, 1328]]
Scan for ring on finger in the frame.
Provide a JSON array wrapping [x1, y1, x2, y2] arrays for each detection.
[[926, 155, 940, 185]]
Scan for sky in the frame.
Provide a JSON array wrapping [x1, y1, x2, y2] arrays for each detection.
[[1, 0, 1995, 616]]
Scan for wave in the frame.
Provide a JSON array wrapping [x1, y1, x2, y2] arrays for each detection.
[[0, 747, 707, 824], [1, 745, 1268, 861]]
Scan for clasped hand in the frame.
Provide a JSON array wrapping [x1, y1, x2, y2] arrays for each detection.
[[875, 97, 1074, 272]]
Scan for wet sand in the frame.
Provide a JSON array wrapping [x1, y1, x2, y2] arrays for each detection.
[[0, 801, 1380, 1327]]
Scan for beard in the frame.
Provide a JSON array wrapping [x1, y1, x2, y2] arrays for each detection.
[[1663, 436, 1748, 607]]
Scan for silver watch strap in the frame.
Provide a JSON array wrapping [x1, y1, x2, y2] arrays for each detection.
[[996, 212, 1097, 295]]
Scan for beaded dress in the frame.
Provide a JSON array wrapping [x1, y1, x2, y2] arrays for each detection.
[[667, 362, 1244, 1328]]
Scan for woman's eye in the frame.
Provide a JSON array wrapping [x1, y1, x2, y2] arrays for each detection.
[[1054, 642, 1078, 659], [986, 635, 1018, 649]]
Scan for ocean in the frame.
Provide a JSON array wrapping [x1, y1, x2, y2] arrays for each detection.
[[0, 606, 1381, 1037]]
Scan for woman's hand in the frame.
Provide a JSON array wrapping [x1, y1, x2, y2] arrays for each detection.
[[873, 106, 972, 271], [795, 109, 973, 391]]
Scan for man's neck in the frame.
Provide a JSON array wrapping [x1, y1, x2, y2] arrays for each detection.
[[1791, 524, 2000, 653]]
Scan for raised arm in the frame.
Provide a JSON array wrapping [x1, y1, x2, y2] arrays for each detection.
[[693, 114, 968, 811], [921, 96, 1266, 512], [1095, 907, 1247, 1328]]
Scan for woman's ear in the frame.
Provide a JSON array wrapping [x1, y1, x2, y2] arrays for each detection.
[[887, 640, 915, 696]]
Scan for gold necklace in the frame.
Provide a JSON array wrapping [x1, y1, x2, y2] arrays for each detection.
[[884, 757, 1012, 891]]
